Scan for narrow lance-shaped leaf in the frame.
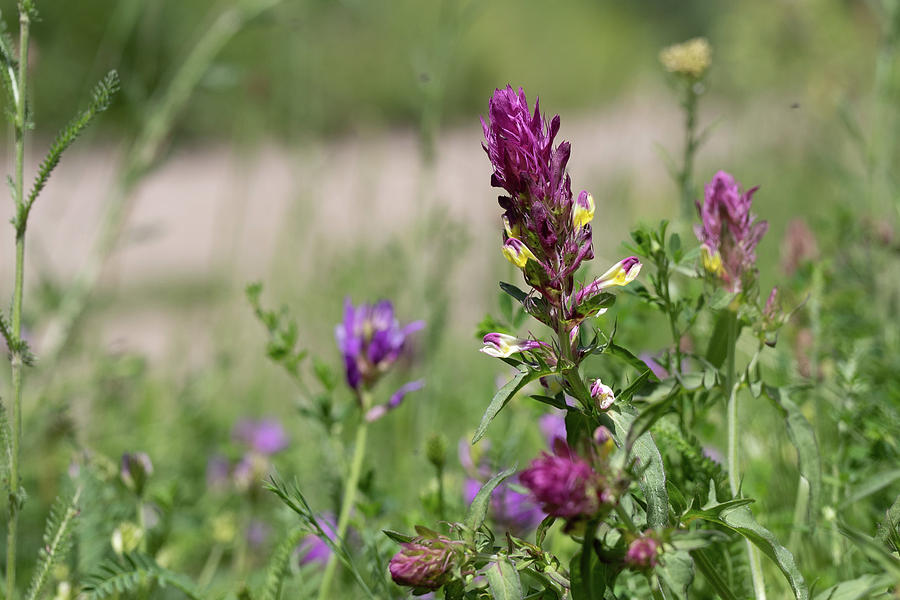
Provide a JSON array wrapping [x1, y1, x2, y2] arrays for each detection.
[[464, 466, 516, 546], [472, 367, 552, 444]]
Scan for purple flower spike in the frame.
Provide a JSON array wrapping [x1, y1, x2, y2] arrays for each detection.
[[365, 380, 425, 422], [335, 298, 423, 391], [233, 419, 289, 456], [519, 439, 600, 519], [695, 171, 768, 292]]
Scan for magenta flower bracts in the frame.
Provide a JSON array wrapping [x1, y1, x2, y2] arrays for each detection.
[[389, 534, 461, 590], [519, 439, 603, 520], [695, 171, 768, 292], [481, 86, 640, 341], [335, 298, 424, 418]]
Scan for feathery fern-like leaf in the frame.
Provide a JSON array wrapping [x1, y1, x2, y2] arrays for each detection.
[[260, 525, 305, 600], [25, 488, 81, 600], [20, 70, 119, 228], [81, 553, 202, 600]]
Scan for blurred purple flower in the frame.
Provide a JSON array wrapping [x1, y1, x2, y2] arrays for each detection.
[[335, 298, 423, 394], [246, 520, 269, 548], [205, 454, 231, 489], [519, 439, 600, 519], [120, 452, 153, 496], [297, 514, 337, 566], [365, 379, 425, 422], [538, 412, 567, 446], [233, 419, 289, 455], [781, 218, 818, 276], [695, 170, 768, 292], [463, 476, 544, 536], [639, 352, 669, 380]]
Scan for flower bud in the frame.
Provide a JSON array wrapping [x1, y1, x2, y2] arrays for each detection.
[[389, 535, 459, 590], [501, 237, 538, 268], [625, 533, 660, 570], [700, 244, 725, 278], [590, 379, 615, 410], [120, 452, 153, 497], [480, 333, 546, 358], [572, 191, 595, 229], [425, 433, 447, 470]]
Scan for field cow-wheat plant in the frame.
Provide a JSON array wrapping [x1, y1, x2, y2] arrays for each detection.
[[2, 1, 900, 599]]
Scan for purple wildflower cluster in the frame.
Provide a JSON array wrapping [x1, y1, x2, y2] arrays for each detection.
[[335, 298, 424, 420], [481, 86, 641, 349], [206, 418, 288, 492], [695, 170, 768, 292], [519, 429, 621, 526]]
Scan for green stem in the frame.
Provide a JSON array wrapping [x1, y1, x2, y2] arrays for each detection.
[[614, 504, 638, 533], [7, 6, 31, 599], [436, 464, 446, 522], [679, 85, 698, 220], [318, 405, 369, 600], [723, 312, 767, 600]]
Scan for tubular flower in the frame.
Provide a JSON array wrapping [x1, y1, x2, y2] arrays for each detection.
[[573, 257, 642, 306], [480, 333, 547, 358], [572, 191, 595, 229], [695, 171, 768, 292], [519, 439, 601, 519], [335, 298, 424, 391], [482, 86, 594, 309], [501, 237, 538, 268], [590, 379, 615, 410], [389, 535, 460, 590], [365, 380, 425, 422]]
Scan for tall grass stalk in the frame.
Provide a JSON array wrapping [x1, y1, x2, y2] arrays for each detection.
[[317, 393, 370, 599], [6, 4, 32, 597]]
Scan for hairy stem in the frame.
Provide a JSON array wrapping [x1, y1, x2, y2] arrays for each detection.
[[7, 6, 31, 599], [318, 400, 370, 599], [724, 313, 767, 599]]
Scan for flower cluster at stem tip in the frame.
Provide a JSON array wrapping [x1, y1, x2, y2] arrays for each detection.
[[480, 85, 641, 354], [335, 298, 424, 421]]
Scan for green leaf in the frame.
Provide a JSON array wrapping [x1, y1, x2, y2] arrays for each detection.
[[691, 549, 740, 600], [608, 408, 669, 528], [381, 529, 413, 544], [668, 529, 729, 552], [706, 309, 737, 368], [606, 343, 655, 374], [813, 573, 895, 600], [615, 368, 653, 405], [658, 550, 693, 599], [22, 71, 119, 228], [764, 385, 822, 526], [81, 553, 202, 600], [464, 467, 517, 545], [838, 524, 900, 580], [626, 382, 679, 452], [485, 556, 524, 600], [259, 526, 305, 600], [842, 469, 900, 509], [876, 494, 900, 543], [499, 281, 529, 303], [690, 503, 808, 599], [472, 367, 552, 444]]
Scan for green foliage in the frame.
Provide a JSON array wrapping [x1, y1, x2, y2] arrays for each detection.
[[19, 70, 119, 231], [259, 525, 306, 600], [24, 488, 80, 600], [81, 553, 203, 599], [471, 367, 553, 444]]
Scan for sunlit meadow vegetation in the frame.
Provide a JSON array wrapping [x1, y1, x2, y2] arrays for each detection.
[[0, 0, 899, 598]]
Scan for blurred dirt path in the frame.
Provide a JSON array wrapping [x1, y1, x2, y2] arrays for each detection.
[[0, 87, 802, 360]]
